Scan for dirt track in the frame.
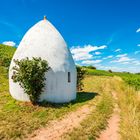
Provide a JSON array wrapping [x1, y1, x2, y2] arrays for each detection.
[[27, 104, 94, 140], [97, 92, 120, 140]]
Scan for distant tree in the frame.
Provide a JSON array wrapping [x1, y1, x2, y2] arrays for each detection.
[[136, 72, 140, 75], [108, 69, 113, 73], [76, 66, 86, 91], [86, 65, 96, 70]]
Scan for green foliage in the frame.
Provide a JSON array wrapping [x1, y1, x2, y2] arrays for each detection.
[[108, 69, 113, 73], [115, 72, 140, 90], [86, 68, 114, 76], [76, 66, 86, 91], [0, 44, 16, 67], [12, 57, 50, 104], [83, 65, 96, 70]]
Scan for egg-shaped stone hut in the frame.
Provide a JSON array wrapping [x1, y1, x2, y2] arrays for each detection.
[[9, 17, 77, 103]]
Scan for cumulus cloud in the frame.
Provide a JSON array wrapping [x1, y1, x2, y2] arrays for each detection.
[[98, 65, 123, 71], [121, 61, 130, 64], [111, 56, 133, 63], [114, 48, 121, 52], [70, 44, 107, 61], [136, 28, 140, 33], [3, 41, 16, 46], [82, 60, 102, 65], [72, 53, 92, 61], [132, 60, 140, 65], [100, 65, 138, 73], [116, 53, 127, 58], [135, 51, 140, 54], [95, 52, 101, 55], [103, 55, 113, 59]]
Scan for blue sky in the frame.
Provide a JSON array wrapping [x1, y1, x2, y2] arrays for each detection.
[[0, 0, 140, 73]]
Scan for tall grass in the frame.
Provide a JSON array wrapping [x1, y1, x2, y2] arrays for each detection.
[[111, 77, 140, 140]]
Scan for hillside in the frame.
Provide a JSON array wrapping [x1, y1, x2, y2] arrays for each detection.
[[0, 44, 16, 67]]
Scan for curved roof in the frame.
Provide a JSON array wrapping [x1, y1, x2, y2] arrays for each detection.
[[12, 18, 75, 72]]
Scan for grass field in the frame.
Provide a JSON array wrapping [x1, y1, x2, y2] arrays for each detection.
[[86, 68, 140, 90]]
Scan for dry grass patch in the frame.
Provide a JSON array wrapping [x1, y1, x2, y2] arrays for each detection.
[[111, 77, 140, 140]]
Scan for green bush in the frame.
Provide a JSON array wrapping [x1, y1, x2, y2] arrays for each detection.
[[12, 57, 50, 104], [76, 66, 86, 91], [85, 65, 96, 70]]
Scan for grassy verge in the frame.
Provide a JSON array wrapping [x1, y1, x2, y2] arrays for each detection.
[[111, 77, 140, 140], [62, 77, 114, 140], [0, 67, 98, 140]]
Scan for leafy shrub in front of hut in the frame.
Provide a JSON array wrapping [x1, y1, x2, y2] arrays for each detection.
[[76, 66, 86, 91], [11, 57, 50, 104]]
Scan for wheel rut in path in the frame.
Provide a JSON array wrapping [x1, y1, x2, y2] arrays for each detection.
[[97, 91, 120, 140], [27, 103, 94, 140]]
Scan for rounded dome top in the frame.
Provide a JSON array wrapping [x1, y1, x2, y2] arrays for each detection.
[[12, 18, 75, 72]]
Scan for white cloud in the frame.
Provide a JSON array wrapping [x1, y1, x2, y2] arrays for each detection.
[[135, 51, 140, 54], [72, 53, 92, 61], [82, 60, 102, 65], [136, 28, 140, 33], [70, 44, 107, 61], [137, 44, 140, 47], [3, 41, 16, 46], [95, 52, 101, 55], [114, 49, 121, 52], [121, 61, 130, 64], [97, 64, 140, 73], [111, 56, 133, 63], [116, 53, 127, 58], [103, 55, 113, 59], [116, 57, 131, 62], [132, 60, 140, 65]]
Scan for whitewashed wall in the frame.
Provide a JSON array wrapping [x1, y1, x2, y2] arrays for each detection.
[[9, 19, 76, 103]]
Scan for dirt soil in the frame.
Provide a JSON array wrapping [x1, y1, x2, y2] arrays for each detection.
[[27, 104, 94, 140], [97, 92, 120, 140]]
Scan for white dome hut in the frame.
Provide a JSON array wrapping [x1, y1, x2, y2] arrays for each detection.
[[9, 17, 77, 103]]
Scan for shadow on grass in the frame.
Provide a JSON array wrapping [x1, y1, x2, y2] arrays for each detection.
[[38, 92, 98, 108]]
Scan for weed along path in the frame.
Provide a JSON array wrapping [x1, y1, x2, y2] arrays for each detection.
[[27, 103, 94, 140], [97, 91, 120, 140]]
